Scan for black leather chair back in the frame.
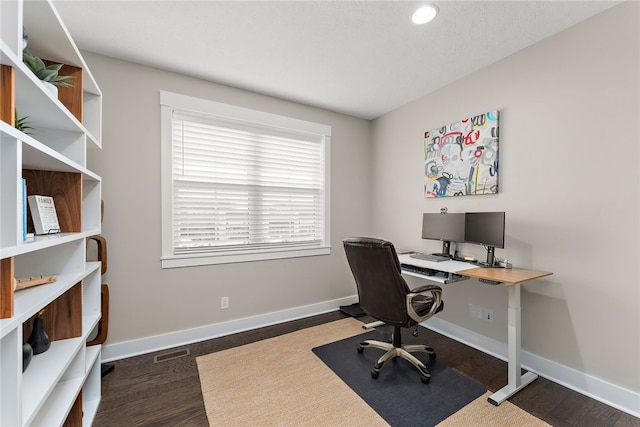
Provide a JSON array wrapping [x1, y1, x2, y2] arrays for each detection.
[[343, 237, 414, 327]]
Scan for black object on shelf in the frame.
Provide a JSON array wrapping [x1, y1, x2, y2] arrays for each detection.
[[28, 311, 51, 354], [22, 343, 33, 372]]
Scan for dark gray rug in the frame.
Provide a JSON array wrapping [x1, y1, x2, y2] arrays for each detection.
[[312, 330, 486, 427]]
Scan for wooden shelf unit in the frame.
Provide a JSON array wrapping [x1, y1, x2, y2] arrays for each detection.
[[22, 169, 83, 234], [0, 0, 103, 425]]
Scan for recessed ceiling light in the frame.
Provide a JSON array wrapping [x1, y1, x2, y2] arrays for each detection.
[[412, 5, 439, 25]]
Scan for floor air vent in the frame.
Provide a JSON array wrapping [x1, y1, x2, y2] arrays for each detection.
[[153, 348, 190, 363]]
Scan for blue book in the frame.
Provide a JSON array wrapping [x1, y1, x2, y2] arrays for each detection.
[[22, 178, 27, 241]]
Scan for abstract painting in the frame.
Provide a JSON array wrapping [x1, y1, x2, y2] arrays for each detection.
[[423, 110, 499, 198]]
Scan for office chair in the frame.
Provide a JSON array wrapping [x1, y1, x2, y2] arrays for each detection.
[[343, 237, 444, 384]]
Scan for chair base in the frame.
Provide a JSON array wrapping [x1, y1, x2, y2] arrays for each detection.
[[358, 339, 436, 384]]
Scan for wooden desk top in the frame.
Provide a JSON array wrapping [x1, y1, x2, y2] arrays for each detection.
[[456, 267, 553, 284]]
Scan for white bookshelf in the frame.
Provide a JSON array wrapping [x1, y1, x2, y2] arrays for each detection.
[[0, 0, 103, 425]]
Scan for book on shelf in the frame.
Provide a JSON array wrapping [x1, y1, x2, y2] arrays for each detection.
[[27, 195, 61, 235], [22, 179, 27, 240]]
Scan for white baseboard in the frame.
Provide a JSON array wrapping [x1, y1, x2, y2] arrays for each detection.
[[101, 295, 359, 363], [424, 317, 640, 419]]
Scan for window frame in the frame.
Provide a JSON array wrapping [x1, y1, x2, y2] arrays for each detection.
[[160, 91, 331, 268]]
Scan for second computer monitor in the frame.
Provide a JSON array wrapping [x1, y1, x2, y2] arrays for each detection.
[[421, 212, 465, 257], [464, 211, 505, 265]]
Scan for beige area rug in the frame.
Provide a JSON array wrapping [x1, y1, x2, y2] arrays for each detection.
[[438, 392, 551, 427], [196, 317, 549, 426], [197, 318, 386, 426]]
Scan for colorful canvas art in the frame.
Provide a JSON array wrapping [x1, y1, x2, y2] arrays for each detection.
[[423, 110, 499, 198]]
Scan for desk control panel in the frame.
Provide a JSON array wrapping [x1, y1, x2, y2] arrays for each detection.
[[479, 278, 503, 285]]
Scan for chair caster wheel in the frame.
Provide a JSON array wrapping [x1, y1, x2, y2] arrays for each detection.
[[371, 370, 380, 379], [357, 346, 364, 354], [421, 375, 431, 384]]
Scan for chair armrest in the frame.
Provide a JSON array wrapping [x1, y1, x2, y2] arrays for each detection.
[[406, 286, 443, 323], [409, 284, 443, 294]]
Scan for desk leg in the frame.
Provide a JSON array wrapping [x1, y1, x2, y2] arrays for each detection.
[[488, 283, 538, 405]]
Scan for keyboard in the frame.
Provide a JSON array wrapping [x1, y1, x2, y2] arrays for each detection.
[[409, 253, 450, 262], [400, 263, 438, 276]]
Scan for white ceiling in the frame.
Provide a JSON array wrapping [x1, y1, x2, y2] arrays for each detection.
[[54, 1, 622, 120]]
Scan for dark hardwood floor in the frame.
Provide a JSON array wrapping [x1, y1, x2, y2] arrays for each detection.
[[93, 311, 639, 426]]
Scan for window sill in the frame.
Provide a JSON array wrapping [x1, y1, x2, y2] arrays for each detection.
[[161, 245, 331, 269]]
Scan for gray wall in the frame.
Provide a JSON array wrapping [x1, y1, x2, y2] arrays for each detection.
[[370, 2, 639, 393], [85, 52, 372, 344]]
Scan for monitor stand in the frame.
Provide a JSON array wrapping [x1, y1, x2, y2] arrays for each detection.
[[427, 241, 451, 258], [485, 246, 496, 266]]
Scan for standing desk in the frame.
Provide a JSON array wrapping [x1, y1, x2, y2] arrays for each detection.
[[397, 254, 553, 405]]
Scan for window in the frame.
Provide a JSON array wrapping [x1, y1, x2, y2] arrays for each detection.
[[160, 91, 331, 268]]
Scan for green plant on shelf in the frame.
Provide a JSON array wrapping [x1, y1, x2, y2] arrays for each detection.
[[23, 49, 74, 87], [15, 110, 34, 135]]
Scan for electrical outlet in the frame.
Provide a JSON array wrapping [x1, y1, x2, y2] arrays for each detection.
[[470, 304, 494, 322], [484, 309, 494, 322], [220, 296, 229, 309], [468, 304, 482, 319]]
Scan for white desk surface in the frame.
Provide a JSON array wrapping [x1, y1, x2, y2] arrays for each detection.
[[398, 253, 479, 274], [398, 253, 552, 285]]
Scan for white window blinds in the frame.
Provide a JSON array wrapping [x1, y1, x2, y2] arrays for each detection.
[[166, 102, 330, 262]]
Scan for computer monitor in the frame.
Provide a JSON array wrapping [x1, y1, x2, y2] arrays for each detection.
[[464, 211, 505, 265], [421, 212, 465, 257]]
